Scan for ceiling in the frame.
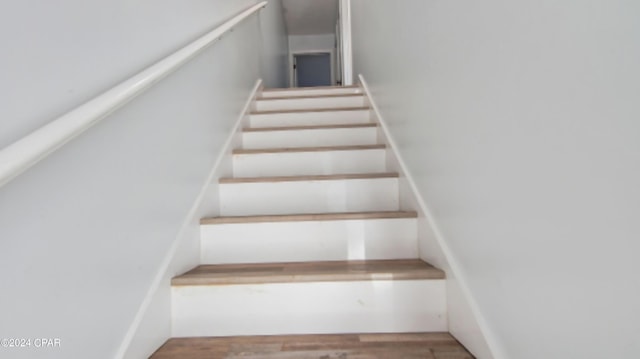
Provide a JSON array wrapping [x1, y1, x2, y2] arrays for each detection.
[[282, 0, 339, 36]]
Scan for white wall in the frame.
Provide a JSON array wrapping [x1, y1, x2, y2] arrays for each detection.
[[260, 0, 290, 88], [0, 1, 287, 358], [289, 34, 336, 53], [351, 1, 640, 359]]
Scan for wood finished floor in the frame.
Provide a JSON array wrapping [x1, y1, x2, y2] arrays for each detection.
[[149, 332, 474, 359]]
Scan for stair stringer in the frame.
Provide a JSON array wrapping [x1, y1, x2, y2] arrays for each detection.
[[117, 79, 264, 359], [359, 75, 496, 359]]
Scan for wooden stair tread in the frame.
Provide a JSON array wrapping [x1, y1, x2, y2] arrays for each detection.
[[150, 332, 473, 358], [251, 106, 369, 115], [243, 123, 377, 132], [172, 259, 446, 286], [219, 172, 398, 184], [233, 144, 385, 155], [257, 93, 364, 101], [201, 210, 417, 225], [262, 85, 359, 93]]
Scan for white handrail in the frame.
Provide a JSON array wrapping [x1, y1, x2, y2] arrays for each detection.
[[0, 1, 268, 188]]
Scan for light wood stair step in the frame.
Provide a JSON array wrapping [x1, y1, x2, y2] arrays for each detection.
[[255, 95, 366, 112], [262, 85, 359, 93], [241, 124, 379, 150], [251, 106, 369, 115], [232, 145, 386, 177], [200, 210, 419, 264], [233, 144, 385, 155], [171, 259, 446, 335], [218, 174, 399, 216], [219, 172, 398, 184], [218, 172, 399, 216], [172, 259, 445, 286], [201, 210, 417, 225], [150, 332, 474, 359], [243, 123, 377, 132], [256, 93, 365, 101], [259, 86, 361, 99], [248, 107, 371, 129]]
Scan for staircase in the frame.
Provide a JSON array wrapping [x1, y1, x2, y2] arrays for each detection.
[[150, 86, 474, 358]]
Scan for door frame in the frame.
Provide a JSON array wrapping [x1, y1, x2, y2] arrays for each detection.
[[290, 50, 336, 88], [338, 0, 353, 86]]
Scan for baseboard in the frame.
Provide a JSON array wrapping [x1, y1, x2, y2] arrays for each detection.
[[116, 79, 263, 359], [358, 74, 501, 359]]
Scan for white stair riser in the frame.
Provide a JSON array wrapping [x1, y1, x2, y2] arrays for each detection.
[[255, 96, 366, 112], [219, 178, 399, 216], [233, 149, 386, 177], [260, 88, 362, 98], [242, 127, 378, 149], [249, 110, 370, 128], [172, 280, 447, 337], [200, 218, 418, 264]]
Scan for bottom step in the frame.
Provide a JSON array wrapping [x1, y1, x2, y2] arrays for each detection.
[[150, 332, 474, 359], [171, 260, 447, 337]]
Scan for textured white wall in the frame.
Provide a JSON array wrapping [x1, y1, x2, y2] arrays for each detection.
[[0, 1, 287, 358], [351, 1, 640, 359]]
